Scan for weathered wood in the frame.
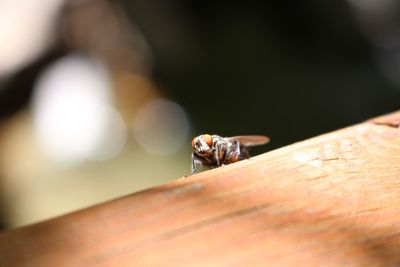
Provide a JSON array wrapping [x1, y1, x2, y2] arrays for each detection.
[[1, 111, 400, 267]]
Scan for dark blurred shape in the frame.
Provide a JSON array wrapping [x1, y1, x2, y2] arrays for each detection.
[[0, 48, 66, 120], [61, 0, 152, 74], [348, 0, 400, 49], [348, 0, 400, 86], [127, 0, 399, 150]]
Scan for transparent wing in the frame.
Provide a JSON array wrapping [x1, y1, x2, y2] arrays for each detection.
[[228, 135, 270, 147]]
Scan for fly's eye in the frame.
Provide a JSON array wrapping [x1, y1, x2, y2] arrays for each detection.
[[202, 134, 213, 147], [191, 137, 198, 149]]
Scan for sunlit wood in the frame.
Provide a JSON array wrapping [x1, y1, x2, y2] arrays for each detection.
[[1, 111, 400, 266]]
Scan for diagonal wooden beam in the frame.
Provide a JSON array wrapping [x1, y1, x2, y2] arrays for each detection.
[[1, 111, 400, 267]]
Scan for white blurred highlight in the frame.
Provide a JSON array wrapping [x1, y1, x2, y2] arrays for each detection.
[[33, 54, 127, 165], [133, 98, 190, 155], [0, 0, 64, 77]]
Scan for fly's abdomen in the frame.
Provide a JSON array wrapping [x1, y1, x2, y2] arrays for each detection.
[[224, 142, 250, 164]]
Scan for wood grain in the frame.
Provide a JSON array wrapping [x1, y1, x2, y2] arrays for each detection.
[[1, 111, 400, 267]]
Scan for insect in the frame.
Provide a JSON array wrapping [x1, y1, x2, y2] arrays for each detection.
[[190, 134, 270, 175]]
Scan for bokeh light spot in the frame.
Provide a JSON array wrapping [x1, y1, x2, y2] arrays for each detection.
[[32, 54, 127, 165], [133, 98, 190, 155]]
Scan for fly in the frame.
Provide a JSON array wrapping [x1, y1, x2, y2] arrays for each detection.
[[190, 134, 270, 175]]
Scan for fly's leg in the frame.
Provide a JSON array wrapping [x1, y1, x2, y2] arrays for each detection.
[[213, 139, 227, 167], [215, 143, 221, 166], [191, 153, 197, 175], [235, 140, 241, 158], [231, 140, 242, 162]]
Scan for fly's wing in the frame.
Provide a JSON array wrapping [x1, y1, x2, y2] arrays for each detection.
[[228, 135, 270, 147]]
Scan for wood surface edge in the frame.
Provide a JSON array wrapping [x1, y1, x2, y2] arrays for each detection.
[[1, 110, 400, 267], [3, 110, 399, 233]]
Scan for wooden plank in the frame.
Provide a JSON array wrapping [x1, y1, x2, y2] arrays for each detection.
[[1, 111, 400, 267]]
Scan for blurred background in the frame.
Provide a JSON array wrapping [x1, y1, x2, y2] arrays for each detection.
[[0, 0, 399, 229]]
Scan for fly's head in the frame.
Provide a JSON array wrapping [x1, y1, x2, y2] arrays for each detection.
[[191, 134, 213, 158]]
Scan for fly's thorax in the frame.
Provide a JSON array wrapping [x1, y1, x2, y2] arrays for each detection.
[[211, 136, 228, 163], [211, 135, 225, 146]]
